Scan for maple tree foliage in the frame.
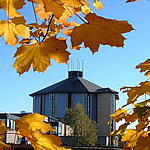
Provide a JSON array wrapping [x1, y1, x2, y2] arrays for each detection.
[[109, 1, 150, 145], [0, 121, 10, 150], [0, 0, 134, 74], [1, 0, 149, 149]]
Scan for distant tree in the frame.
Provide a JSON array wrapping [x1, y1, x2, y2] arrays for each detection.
[[64, 103, 98, 146]]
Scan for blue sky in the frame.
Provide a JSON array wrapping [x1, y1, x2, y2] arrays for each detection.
[[0, 0, 150, 115]]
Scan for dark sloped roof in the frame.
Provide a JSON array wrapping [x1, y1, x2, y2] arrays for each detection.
[[96, 88, 119, 100], [30, 77, 102, 97], [96, 88, 118, 94]]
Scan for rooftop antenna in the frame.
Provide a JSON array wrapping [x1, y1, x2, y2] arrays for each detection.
[[77, 59, 79, 71], [67, 61, 70, 72], [82, 59, 84, 72], [79, 61, 80, 71], [71, 59, 72, 71], [73, 60, 74, 70]]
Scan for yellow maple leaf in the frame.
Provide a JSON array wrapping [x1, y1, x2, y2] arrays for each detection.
[[71, 13, 134, 53], [121, 81, 150, 107], [125, 113, 138, 122], [57, 6, 74, 24], [0, 120, 7, 134], [93, 0, 103, 10], [31, 129, 71, 150], [36, 0, 65, 19], [110, 122, 130, 141], [110, 108, 127, 122], [15, 113, 55, 133], [13, 37, 70, 74], [59, 0, 83, 7], [0, 121, 9, 149], [134, 136, 150, 150], [0, 17, 30, 47], [136, 120, 149, 132], [63, 28, 73, 36], [81, 5, 92, 15], [35, 0, 51, 20], [15, 113, 70, 150], [122, 129, 147, 148], [136, 59, 150, 77], [0, 0, 25, 18], [70, 45, 81, 50]]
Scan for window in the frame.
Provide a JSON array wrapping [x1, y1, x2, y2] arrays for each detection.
[[111, 94, 114, 114], [111, 94, 114, 132], [85, 93, 90, 117], [50, 93, 55, 117]]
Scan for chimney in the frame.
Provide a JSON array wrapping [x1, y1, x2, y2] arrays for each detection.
[[68, 71, 83, 78]]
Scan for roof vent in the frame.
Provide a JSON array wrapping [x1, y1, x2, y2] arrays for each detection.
[[68, 71, 83, 78]]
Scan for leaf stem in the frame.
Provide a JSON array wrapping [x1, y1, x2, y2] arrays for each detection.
[[41, 14, 54, 42], [7, 0, 10, 22], [74, 12, 88, 24], [31, 0, 40, 43]]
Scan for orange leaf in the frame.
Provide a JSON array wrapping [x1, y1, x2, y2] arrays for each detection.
[[121, 81, 150, 107], [31, 129, 71, 150], [110, 108, 127, 122], [134, 136, 150, 150], [126, 0, 140, 2], [81, 5, 92, 15], [15, 113, 70, 150], [15, 113, 55, 132], [136, 59, 150, 77], [59, 0, 83, 7], [0, 17, 30, 47], [13, 37, 70, 74], [0, 121, 9, 149], [35, 0, 51, 20], [71, 13, 134, 53], [41, 0, 65, 19], [122, 129, 147, 148], [63, 28, 73, 36], [93, 0, 103, 10], [0, 0, 25, 18]]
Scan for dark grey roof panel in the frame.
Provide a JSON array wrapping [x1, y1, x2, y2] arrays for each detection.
[[96, 88, 119, 100], [30, 77, 103, 97], [79, 78, 102, 92], [96, 88, 118, 94]]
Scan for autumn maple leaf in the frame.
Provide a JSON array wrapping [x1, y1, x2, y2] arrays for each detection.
[[34, 0, 65, 19], [31, 130, 71, 150], [0, 0, 25, 18], [122, 129, 147, 148], [0, 120, 10, 149], [15, 113, 55, 132], [59, 0, 83, 7], [13, 37, 70, 74], [71, 13, 134, 53], [0, 17, 30, 47], [35, 0, 51, 20], [126, 0, 140, 2], [136, 59, 150, 77], [15, 113, 70, 150], [121, 81, 150, 106], [134, 136, 150, 150], [93, 0, 103, 10]]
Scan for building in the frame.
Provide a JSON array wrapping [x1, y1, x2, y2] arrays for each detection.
[[0, 112, 29, 144], [30, 71, 119, 145]]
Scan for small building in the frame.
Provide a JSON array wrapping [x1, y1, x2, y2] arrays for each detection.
[[0, 112, 29, 144], [30, 71, 119, 145]]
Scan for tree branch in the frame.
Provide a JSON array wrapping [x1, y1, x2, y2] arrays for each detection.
[[41, 14, 54, 42]]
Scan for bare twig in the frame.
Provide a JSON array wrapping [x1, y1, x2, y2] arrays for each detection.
[[41, 14, 54, 42]]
